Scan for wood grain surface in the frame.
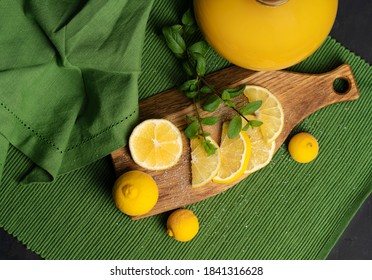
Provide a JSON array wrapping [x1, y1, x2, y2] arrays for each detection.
[[111, 64, 360, 219]]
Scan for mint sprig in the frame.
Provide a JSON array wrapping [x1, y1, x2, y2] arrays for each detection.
[[162, 9, 263, 154]]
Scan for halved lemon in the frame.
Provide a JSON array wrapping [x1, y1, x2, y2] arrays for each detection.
[[191, 136, 220, 188], [243, 85, 284, 143], [242, 118, 276, 174], [213, 122, 251, 184], [129, 119, 183, 170]]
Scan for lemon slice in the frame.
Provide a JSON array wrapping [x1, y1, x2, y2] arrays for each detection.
[[243, 85, 284, 143], [213, 122, 251, 184], [129, 119, 183, 170], [191, 136, 220, 188], [242, 119, 276, 174]]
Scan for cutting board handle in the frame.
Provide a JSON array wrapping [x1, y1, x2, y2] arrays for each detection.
[[320, 64, 358, 97], [206, 64, 359, 104]]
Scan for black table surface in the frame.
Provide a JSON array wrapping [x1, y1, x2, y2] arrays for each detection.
[[1, 0, 371, 260]]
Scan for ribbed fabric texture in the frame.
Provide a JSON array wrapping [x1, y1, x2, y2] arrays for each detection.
[[0, 1, 371, 259]]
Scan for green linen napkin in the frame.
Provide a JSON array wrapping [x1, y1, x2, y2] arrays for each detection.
[[0, 134, 9, 180], [0, 0, 371, 260], [0, 0, 154, 183]]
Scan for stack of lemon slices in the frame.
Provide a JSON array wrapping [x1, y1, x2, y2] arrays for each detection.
[[190, 85, 284, 187], [190, 123, 251, 187], [242, 85, 284, 174]]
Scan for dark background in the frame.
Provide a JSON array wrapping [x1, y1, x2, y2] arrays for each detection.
[[0, 0, 371, 260]]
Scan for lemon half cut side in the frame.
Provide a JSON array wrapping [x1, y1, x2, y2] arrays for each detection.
[[129, 119, 183, 171]]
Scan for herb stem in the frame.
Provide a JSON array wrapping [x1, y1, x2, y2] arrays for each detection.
[[200, 77, 251, 124], [185, 64, 207, 139], [185, 56, 250, 124], [193, 99, 206, 137]]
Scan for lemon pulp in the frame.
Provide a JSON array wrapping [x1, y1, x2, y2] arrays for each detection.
[[129, 119, 183, 171], [191, 136, 221, 188], [213, 122, 251, 184], [243, 118, 276, 174], [243, 85, 284, 143]]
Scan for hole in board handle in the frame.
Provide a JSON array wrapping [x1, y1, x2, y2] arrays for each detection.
[[333, 77, 351, 95]]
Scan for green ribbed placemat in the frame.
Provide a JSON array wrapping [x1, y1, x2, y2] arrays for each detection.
[[1, 1, 371, 260]]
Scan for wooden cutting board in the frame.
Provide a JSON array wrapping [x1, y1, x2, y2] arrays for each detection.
[[111, 64, 360, 220]]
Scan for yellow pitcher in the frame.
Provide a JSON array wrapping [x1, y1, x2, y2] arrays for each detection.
[[194, 0, 338, 70]]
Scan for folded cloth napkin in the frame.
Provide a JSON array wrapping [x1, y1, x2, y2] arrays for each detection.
[[0, 0, 154, 183]]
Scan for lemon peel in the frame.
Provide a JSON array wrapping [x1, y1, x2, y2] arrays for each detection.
[[112, 170, 158, 216], [288, 132, 319, 163], [166, 209, 199, 242]]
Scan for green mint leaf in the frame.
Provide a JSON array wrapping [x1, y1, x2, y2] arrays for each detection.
[[242, 122, 250, 131], [194, 53, 206, 77], [201, 139, 217, 156], [185, 91, 198, 99], [186, 115, 197, 122], [188, 41, 209, 56], [221, 90, 230, 101], [184, 24, 198, 36], [250, 120, 263, 127], [224, 100, 236, 108], [182, 9, 195, 26], [182, 61, 194, 76], [203, 95, 222, 112], [200, 85, 213, 94], [226, 86, 245, 98], [162, 25, 186, 59], [182, 9, 197, 36], [184, 121, 200, 139], [189, 84, 197, 91], [200, 116, 219, 126], [240, 100, 262, 115], [228, 116, 242, 139], [179, 79, 198, 92]]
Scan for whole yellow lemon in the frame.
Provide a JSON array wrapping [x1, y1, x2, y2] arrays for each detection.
[[166, 209, 199, 242], [288, 132, 319, 163], [112, 170, 158, 216]]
